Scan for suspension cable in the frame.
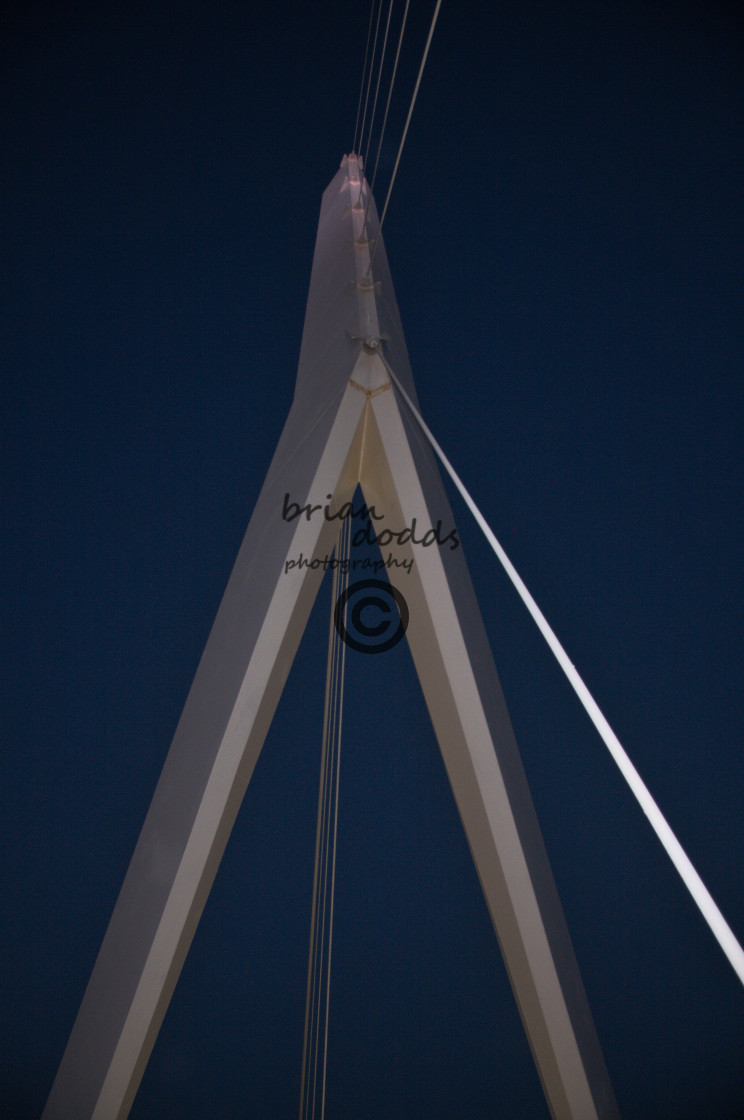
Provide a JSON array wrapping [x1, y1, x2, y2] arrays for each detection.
[[380, 351, 744, 989], [358, 0, 383, 173], [299, 517, 351, 1120], [360, 0, 410, 247], [366, 0, 442, 277], [315, 528, 345, 1115], [298, 569, 335, 1120], [370, 0, 410, 194], [360, 0, 395, 176], [353, 0, 376, 155]]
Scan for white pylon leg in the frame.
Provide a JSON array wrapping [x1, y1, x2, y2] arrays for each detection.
[[359, 388, 618, 1120], [44, 155, 619, 1120], [43, 381, 368, 1120]]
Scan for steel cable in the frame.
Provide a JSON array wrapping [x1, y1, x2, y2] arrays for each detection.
[[366, 0, 442, 278], [299, 517, 351, 1120], [352, 0, 376, 155], [380, 350, 744, 990]]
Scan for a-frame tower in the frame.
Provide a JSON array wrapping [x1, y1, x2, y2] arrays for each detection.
[[44, 156, 619, 1120]]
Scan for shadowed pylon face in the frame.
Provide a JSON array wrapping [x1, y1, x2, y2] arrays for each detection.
[[43, 157, 618, 1120]]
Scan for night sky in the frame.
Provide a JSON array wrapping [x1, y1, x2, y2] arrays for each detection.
[[3, 1, 744, 1117]]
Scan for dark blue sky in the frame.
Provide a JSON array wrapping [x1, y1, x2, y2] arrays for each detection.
[[3, 1, 744, 1117]]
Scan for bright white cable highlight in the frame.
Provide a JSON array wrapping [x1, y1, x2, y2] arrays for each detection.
[[383, 356, 744, 989]]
